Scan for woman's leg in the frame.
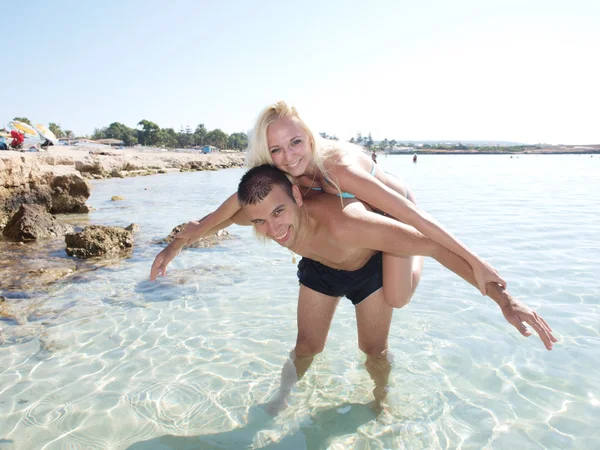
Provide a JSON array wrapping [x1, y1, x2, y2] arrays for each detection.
[[381, 185, 424, 308], [382, 252, 424, 308]]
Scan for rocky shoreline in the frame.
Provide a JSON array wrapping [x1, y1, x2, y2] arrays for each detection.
[[0, 146, 245, 297], [0, 146, 244, 227]]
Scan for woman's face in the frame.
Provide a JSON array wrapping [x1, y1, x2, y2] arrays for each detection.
[[267, 117, 313, 177]]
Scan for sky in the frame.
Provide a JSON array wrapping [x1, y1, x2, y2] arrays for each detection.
[[3, 0, 599, 144]]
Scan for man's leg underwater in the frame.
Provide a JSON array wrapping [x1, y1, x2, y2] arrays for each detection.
[[266, 285, 340, 415], [355, 288, 394, 413]]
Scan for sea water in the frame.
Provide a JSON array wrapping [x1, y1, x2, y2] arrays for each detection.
[[0, 154, 599, 449]]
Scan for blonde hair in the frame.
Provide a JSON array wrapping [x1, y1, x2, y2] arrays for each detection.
[[246, 100, 356, 196]]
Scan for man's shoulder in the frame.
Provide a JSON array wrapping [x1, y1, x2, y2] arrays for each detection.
[[309, 198, 371, 240], [307, 196, 366, 220]]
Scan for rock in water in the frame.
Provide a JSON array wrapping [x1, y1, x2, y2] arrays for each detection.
[[125, 223, 140, 233], [2, 204, 73, 241], [50, 173, 92, 214], [163, 223, 231, 249], [65, 225, 134, 259]]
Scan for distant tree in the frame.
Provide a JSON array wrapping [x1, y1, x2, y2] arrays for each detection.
[[48, 123, 64, 138], [366, 133, 374, 149], [349, 137, 355, 144], [194, 124, 207, 146], [156, 128, 178, 148], [177, 125, 194, 148], [137, 120, 160, 146], [103, 122, 138, 146], [228, 132, 248, 150], [205, 128, 229, 149], [380, 138, 389, 151], [389, 139, 397, 149], [92, 127, 105, 140], [355, 132, 363, 145], [63, 130, 74, 140], [13, 117, 31, 125]]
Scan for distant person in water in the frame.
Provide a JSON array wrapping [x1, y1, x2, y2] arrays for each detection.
[[151, 100, 507, 315], [371, 150, 377, 164], [413, 153, 417, 163], [151, 164, 556, 414]]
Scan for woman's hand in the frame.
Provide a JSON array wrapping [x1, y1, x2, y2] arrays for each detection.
[[472, 258, 506, 295], [500, 296, 557, 350]]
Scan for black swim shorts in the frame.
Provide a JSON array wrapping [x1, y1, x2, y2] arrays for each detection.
[[297, 252, 383, 305]]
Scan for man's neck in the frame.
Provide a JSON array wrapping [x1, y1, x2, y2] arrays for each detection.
[[289, 204, 317, 256]]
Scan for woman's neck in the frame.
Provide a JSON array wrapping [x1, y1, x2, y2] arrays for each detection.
[[301, 161, 320, 180]]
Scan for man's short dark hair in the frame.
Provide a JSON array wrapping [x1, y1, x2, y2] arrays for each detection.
[[238, 164, 295, 206]]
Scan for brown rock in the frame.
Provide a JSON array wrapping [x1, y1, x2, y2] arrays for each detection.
[[27, 266, 76, 285], [163, 223, 231, 249], [2, 204, 73, 241], [50, 173, 92, 214], [65, 225, 134, 259], [111, 196, 125, 201], [125, 223, 140, 233]]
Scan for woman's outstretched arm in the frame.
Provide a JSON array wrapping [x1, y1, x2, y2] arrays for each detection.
[[330, 162, 506, 295]]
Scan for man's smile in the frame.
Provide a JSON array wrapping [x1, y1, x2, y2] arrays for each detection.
[[271, 226, 291, 243]]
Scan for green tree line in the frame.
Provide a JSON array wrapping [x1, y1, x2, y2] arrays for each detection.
[[92, 120, 248, 150], [9, 116, 248, 150]]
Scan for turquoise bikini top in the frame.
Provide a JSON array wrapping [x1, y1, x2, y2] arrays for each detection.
[[309, 161, 376, 198]]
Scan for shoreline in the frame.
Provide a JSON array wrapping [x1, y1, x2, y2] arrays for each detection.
[[383, 145, 600, 155], [1, 145, 246, 180], [0, 146, 246, 296]]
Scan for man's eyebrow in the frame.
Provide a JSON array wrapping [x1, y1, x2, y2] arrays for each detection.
[[249, 204, 284, 222], [271, 204, 285, 215]]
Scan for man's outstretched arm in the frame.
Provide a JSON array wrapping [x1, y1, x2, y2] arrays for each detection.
[[340, 208, 557, 350]]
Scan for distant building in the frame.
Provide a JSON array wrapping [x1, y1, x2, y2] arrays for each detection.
[[202, 145, 218, 154], [96, 138, 125, 147]]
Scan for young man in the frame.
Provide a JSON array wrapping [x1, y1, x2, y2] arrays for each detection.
[[151, 164, 556, 413]]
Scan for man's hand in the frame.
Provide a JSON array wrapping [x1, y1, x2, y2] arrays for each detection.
[[473, 258, 506, 296], [150, 245, 181, 281], [500, 297, 557, 350]]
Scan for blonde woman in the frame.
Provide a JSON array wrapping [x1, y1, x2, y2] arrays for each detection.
[[151, 101, 505, 307]]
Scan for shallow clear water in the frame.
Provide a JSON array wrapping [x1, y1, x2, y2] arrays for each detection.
[[1, 155, 599, 449]]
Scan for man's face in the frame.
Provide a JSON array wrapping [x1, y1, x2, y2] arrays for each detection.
[[242, 184, 303, 249]]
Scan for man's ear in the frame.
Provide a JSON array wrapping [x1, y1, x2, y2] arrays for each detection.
[[292, 185, 304, 206]]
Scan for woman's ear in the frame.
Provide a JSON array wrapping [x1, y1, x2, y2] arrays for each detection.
[[292, 185, 304, 206]]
